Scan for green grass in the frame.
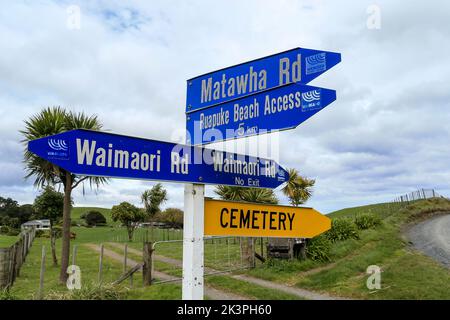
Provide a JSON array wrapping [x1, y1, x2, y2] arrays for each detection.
[[9, 235, 183, 300], [101, 242, 300, 300], [246, 198, 450, 299], [327, 202, 397, 219], [68, 226, 183, 244], [10, 237, 123, 299], [125, 238, 247, 272], [71, 207, 114, 225], [13, 199, 450, 300], [0, 235, 18, 248]]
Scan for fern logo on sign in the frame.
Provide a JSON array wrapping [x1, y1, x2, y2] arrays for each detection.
[[301, 89, 322, 112], [47, 139, 69, 160], [306, 53, 326, 75], [277, 167, 286, 182]]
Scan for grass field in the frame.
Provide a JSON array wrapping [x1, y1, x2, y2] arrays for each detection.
[[8, 235, 299, 300], [101, 242, 300, 300], [71, 207, 114, 225], [0, 235, 18, 248], [6, 201, 450, 300], [6, 208, 292, 300], [245, 198, 450, 299]]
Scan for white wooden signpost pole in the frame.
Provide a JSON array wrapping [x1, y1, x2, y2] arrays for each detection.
[[182, 183, 205, 300]]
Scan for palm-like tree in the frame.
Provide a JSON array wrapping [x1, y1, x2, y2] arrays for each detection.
[[214, 185, 247, 201], [281, 168, 315, 260], [214, 185, 278, 204], [21, 107, 107, 283], [282, 168, 315, 206], [240, 188, 278, 204], [141, 183, 168, 219]]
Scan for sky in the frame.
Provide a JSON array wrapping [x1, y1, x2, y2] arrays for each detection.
[[0, 0, 449, 214]]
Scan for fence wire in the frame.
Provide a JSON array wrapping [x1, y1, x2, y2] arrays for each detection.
[[393, 188, 440, 203], [151, 236, 265, 284]]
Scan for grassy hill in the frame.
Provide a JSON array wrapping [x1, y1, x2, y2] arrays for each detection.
[[247, 197, 450, 299], [71, 207, 113, 224], [328, 202, 394, 219], [0, 235, 19, 248]]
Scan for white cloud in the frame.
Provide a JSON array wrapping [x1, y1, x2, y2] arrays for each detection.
[[0, 0, 449, 214]]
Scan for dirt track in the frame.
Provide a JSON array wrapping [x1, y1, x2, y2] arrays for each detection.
[[106, 242, 343, 300], [84, 243, 247, 300], [407, 213, 450, 268]]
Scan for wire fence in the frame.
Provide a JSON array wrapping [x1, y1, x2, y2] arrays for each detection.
[[151, 236, 265, 284], [335, 188, 442, 220], [0, 228, 36, 289], [393, 188, 441, 203], [110, 227, 183, 243]]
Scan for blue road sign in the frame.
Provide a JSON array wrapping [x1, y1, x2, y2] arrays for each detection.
[[28, 129, 288, 189], [186, 47, 341, 113], [186, 83, 336, 145]]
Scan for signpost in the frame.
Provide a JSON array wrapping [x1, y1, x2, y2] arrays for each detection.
[[27, 129, 288, 189], [27, 46, 340, 301], [182, 47, 340, 300], [187, 83, 337, 145], [204, 199, 331, 238], [186, 47, 341, 113]]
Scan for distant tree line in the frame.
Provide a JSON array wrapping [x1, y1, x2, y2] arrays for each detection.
[[0, 196, 34, 235]]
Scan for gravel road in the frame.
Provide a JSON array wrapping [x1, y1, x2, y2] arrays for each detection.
[[407, 214, 450, 268]]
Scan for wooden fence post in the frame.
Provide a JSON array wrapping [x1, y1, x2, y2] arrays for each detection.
[[98, 244, 104, 284], [16, 240, 23, 278], [38, 246, 46, 299], [143, 242, 153, 286], [123, 244, 128, 273], [9, 244, 17, 285], [241, 237, 256, 268], [72, 245, 77, 266], [123, 244, 133, 287], [22, 234, 27, 261], [260, 237, 264, 259]]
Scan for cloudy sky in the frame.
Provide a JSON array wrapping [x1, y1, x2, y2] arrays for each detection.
[[0, 0, 449, 214]]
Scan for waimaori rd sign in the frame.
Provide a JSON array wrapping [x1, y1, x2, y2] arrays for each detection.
[[27, 129, 288, 189], [204, 199, 331, 238]]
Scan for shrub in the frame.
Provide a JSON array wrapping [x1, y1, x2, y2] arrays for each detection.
[[35, 229, 45, 238], [354, 213, 382, 230], [6, 228, 20, 236], [263, 257, 302, 273], [40, 230, 52, 238], [154, 208, 183, 228], [84, 211, 107, 227], [325, 218, 359, 242], [0, 226, 9, 234], [71, 220, 84, 227], [306, 235, 332, 262], [0, 289, 18, 300]]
